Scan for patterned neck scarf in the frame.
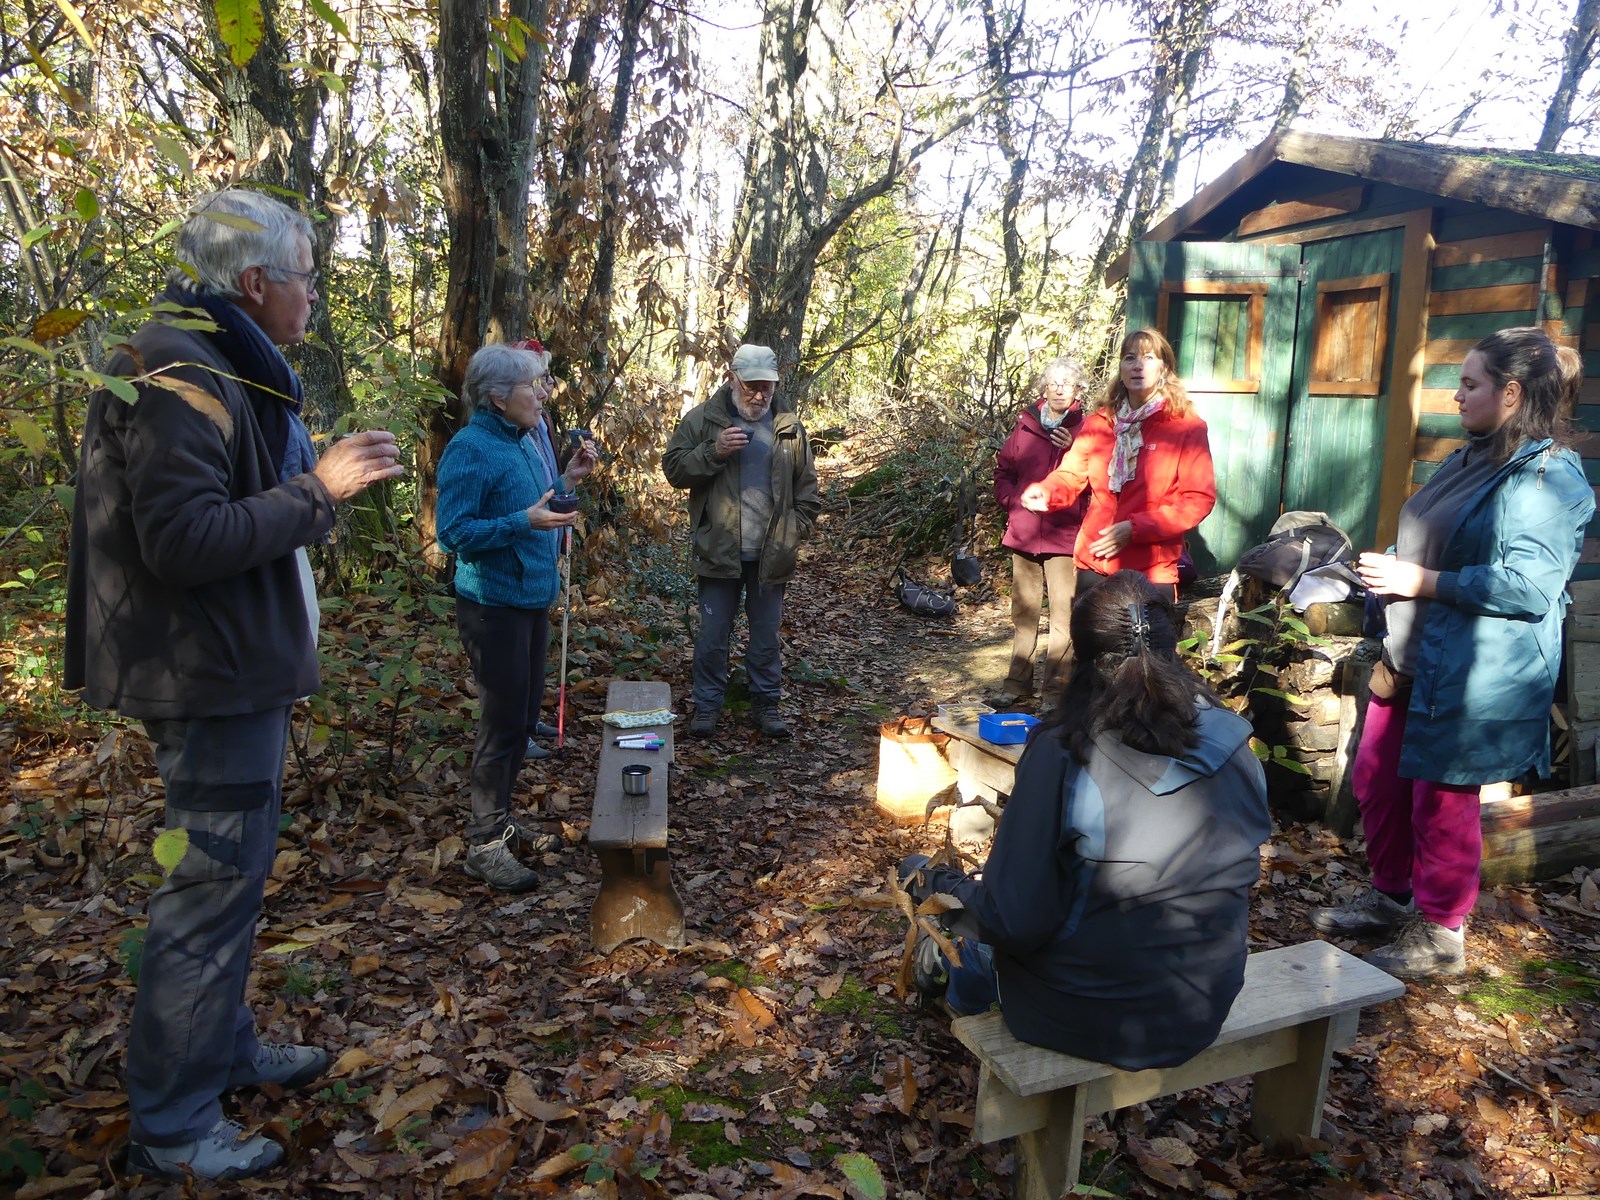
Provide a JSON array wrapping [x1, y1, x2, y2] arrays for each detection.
[[1108, 397, 1165, 494]]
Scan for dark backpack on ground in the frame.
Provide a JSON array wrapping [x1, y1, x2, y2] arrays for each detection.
[[1236, 511, 1353, 591], [893, 568, 958, 617]]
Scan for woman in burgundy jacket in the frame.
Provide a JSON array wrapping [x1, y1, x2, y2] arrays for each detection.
[[992, 358, 1090, 706], [1022, 329, 1215, 598]]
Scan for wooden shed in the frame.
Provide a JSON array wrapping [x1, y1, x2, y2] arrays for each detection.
[[1112, 129, 1600, 577]]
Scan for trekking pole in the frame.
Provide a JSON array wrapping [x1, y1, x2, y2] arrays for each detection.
[[556, 526, 573, 751]]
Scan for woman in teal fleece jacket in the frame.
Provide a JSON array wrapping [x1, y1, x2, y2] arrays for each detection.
[[437, 342, 596, 891], [1313, 327, 1594, 978]]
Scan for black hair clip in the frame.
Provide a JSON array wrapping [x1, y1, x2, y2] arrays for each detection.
[[1125, 601, 1151, 654]]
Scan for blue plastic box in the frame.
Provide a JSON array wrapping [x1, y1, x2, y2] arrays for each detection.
[[978, 712, 1039, 744]]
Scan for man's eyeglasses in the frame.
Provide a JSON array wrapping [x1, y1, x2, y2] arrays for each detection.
[[266, 265, 320, 290]]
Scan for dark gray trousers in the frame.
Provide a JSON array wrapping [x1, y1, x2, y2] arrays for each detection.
[[692, 563, 786, 711], [129, 705, 292, 1146], [457, 596, 548, 844]]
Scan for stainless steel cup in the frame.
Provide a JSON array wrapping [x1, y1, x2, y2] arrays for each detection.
[[621, 764, 650, 796]]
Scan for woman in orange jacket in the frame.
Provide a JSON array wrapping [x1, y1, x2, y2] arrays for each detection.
[[1022, 328, 1214, 595]]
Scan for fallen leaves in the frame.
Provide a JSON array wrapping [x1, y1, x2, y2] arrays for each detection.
[[372, 1076, 449, 1133]]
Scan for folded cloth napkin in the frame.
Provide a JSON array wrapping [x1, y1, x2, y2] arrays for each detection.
[[603, 708, 676, 729]]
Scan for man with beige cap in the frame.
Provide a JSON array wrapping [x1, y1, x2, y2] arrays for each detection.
[[663, 344, 819, 739]]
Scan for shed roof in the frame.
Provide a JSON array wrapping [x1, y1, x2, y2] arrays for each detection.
[[1108, 130, 1600, 282]]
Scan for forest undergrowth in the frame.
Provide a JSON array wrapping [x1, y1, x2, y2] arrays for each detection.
[[1, 447, 1599, 1200]]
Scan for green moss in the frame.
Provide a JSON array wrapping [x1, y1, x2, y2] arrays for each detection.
[[705, 960, 770, 988], [634, 1084, 764, 1169], [1460, 958, 1600, 1026], [848, 464, 900, 498], [815, 977, 911, 1038]]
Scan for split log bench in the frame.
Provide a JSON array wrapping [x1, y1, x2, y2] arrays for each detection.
[[950, 940, 1404, 1198], [588, 680, 685, 953]]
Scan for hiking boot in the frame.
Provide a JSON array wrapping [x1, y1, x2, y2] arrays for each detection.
[[464, 825, 538, 892], [523, 737, 552, 761], [1309, 885, 1415, 937], [688, 707, 720, 737], [507, 815, 562, 854], [532, 720, 559, 737], [228, 1043, 330, 1091], [754, 704, 791, 740], [988, 683, 1033, 708], [127, 1118, 283, 1181], [1363, 916, 1466, 979]]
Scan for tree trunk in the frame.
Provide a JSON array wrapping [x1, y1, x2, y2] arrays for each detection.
[[200, 0, 353, 429], [425, 0, 497, 563], [576, 0, 650, 400], [1538, 0, 1600, 151]]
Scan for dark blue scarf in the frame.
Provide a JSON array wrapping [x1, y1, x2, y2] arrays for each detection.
[[163, 283, 313, 482]]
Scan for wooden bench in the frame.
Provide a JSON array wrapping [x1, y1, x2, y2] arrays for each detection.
[[951, 940, 1404, 1198], [588, 680, 685, 953], [931, 714, 1022, 804]]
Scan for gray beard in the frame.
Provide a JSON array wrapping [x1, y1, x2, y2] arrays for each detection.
[[733, 394, 771, 422]]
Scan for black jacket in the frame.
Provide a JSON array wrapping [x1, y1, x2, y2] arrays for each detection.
[[65, 318, 335, 719], [930, 703, 1270, 1069]]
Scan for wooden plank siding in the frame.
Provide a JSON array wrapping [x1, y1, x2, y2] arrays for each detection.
[[1413, 234, 1547, 490], [1584, 270, 1600, 579]]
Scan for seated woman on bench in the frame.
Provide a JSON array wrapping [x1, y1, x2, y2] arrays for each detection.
[[902, 571, 1270, 1070]]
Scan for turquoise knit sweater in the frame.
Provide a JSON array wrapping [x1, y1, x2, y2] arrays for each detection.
[[437, 408, 562, 609]]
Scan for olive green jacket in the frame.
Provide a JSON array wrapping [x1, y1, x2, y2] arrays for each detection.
[[662, 385, 820, 585]]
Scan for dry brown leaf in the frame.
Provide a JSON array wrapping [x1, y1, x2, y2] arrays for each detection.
[[734, 987, 776, 1030], [1474, 1091, 1514, 1133], [401, 888, 463, 915], [768, 1180, 845, 1200], [1580, 874, 1599, 911], [817, 971, 845, 1000], [376, 1076, 449, 1133], [336, 1148, 379, 1179], [505, 1072, 578, 1122], [60, 1091, 123, 1110], [884, 1055, 917, 1117], [1147, 1134, 1197, 1166], [331, 1047, 378, 1076], [147, 372, 234, 440], [350, 955, 381, 977], [1127, 1135, 1188, 1187], [530, 1146, 590, 1182], [443, 1125, 518, 1187], [14, 1164, 100, 1200]]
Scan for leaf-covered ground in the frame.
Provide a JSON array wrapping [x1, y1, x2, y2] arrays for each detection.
[[4, 511, 1600, 1199]]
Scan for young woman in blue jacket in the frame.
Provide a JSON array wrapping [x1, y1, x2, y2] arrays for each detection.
[[1312, 327, 1594, 978]]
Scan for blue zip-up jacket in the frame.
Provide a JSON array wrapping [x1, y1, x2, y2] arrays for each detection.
[[925, 703, 1270, 1069], [1402, 438, 1594, 785], [437, 409, 562, 610]]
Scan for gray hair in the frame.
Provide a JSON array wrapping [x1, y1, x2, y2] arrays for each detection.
[[1034, 356, 1087, 396], [168, 189, 315, 298], [464, 343, 551, 412]]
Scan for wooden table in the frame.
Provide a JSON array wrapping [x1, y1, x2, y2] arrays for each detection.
[[931, 715, 1024, 804], [588, 680, 685, 953]]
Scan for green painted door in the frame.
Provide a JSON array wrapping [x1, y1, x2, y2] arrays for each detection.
[[1127, 240, 1302, 575], [1279, 228, 1405, 552]]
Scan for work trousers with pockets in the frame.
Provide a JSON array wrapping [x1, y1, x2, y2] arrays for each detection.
[[692, 562, 786, 711], [457, 596, 549, 845], [128, 705, 292, 1146], [1006, 552, 1077, 697], [1353, 693, 1483, 926]]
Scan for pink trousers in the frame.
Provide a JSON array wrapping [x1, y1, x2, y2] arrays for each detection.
[[1352, 693, 1483, 926]]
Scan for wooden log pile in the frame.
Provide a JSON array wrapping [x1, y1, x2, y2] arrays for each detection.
[[1181, 587, 1376, 829]]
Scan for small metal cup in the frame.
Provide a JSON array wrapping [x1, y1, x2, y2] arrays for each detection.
[[621, 764, 650, 797]]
